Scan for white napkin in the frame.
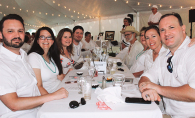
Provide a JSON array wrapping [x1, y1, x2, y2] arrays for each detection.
[[95, 87, 125, 104]]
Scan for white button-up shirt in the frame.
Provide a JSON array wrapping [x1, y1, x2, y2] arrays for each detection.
[[72, 42, 83, 61], [0, 44, 40, 118], [141, 36, 195, 117]]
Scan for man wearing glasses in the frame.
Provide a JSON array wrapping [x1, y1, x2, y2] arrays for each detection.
[[139, 13, 195, 117], [148, 5, 162, 26], [116, 26, 143, 68]]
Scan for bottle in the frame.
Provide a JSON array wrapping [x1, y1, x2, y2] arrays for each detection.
[[102, 76, 106, 89]]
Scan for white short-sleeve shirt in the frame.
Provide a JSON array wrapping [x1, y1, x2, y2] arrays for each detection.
[[28, 52, 60, 93], [141, 36, 195, 117], [148, 12, 162, 23], [0, 44, 40, 117]]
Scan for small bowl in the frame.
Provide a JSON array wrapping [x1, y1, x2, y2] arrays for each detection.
[[117, 62, 122, 66], [76, 72, 83, 76]]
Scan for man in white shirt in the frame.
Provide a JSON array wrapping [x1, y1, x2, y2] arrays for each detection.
[[72, 25, 84, 61], [81, 31, 98, 57], [148, 5, 162, 26], [0, 14, 68, 118], [116, 26, 143, 68], [139, 13, 195, 117]]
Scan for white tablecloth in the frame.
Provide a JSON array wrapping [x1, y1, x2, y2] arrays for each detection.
[[37, 65, 162, 118]]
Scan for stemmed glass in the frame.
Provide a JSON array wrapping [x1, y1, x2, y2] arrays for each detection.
[[77, 77, 86, 94], [88, 66, 96, 81]]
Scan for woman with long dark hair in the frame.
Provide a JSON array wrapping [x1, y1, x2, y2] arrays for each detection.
[[56, 28, 75, 75], [28, 27, 65, 95]]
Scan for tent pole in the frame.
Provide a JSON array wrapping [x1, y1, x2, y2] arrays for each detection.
[[99, 17, 101, 33], [190, 22, 192, 38]]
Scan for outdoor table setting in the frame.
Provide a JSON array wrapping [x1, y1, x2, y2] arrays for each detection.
[[37, 58, 162, 118]]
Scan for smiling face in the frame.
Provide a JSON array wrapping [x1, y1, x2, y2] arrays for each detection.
[[145, 29, 161, 51], [37, 30, 54, 51], [73, 29, 83, 43], [140, 32, 147, 47], [159, 15, 186, 52], [61, 32, 72, 47], [0, 19, 25, 49]]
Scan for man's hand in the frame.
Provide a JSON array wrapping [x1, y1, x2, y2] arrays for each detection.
[[139, 81, 159, 92], [141, 89, 161, 101]]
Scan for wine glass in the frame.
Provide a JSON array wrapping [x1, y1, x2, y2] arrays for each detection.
[[88, 66, 96, 81], [77, 77, 86, 94]]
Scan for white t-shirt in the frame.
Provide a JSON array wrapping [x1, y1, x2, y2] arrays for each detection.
[[81, 39, 98, 51], [21, 43, 31, 53], [60, 54, 75, 74], [28, 52, 60, 93], [116, 40, 143, 69], [0, 44, 40, 118], [72, 42, 83, 61], [141, 36, 195, 117], [148, 12, 162, 23], [130, 46, 167, 73]]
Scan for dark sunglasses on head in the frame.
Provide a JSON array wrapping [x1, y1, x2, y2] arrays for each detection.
[[167, 56, 173, 73]]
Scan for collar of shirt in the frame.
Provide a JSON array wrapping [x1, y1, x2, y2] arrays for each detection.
[[0, 43, 26, 61], [165, 36, 190, 57]]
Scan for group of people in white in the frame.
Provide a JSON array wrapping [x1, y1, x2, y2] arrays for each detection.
[[0, 4, 195, 118]]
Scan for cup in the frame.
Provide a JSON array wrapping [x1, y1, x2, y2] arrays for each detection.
[[112, 74, 125, 87], [82, 75, 92, 100]]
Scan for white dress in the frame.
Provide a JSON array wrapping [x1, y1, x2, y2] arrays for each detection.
[[60, 54, 75, 74], [28, 52, 60, 93]]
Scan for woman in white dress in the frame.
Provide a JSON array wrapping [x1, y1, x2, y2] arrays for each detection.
[[56, 28, 75, 75], [28, 27, 65, 94], [130, 25, 167, 78]]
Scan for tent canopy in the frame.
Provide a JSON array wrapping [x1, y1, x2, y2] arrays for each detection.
[[0, 0, 194, 29]]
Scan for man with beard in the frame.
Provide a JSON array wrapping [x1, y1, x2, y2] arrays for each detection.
[[72, 25, 84, 61], [116, 26, 143, 68], [0, 14, 68, 118]]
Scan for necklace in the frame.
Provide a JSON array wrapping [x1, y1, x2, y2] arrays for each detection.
[[63, 52, 73, 62], [41, 56, 56, 73]]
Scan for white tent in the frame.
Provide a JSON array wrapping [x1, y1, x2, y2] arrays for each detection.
[[0, 0, 195, 39]]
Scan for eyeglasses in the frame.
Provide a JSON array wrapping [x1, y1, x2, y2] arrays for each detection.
[[39, 36, 52, 40], [69, 97, 86, 109], [167, 56, 173, 73], [125, 33, 132, 37]]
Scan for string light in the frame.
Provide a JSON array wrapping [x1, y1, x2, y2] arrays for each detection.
[[78, 12, 79, 14], [160, 5, 162, 7], [53, 1, 55, 3], [58, 4, 60, 6], [6, 6, 8, 8], [13, 7, 15, 9], [114, 0, 117, 1], [52, 14, 54, 16], [69, 9, 70, 11], [65, 15, 66, 17], [138, 2, 140, 5], [180, 6, 183, 9], [126, 1, 128, 3], [39, 12, 41, 14], [170, 6, 172, 8], [58, 14, 60, 17], [4, 14, 6, 16], [191, 6, 193, 9], [64, 6, 66, 8], [26, 10, 28, 12], [45, 13, 48, 15], [33, 11, 35, 13], [20, 8, 22, 11], [149, 4, 151, 7], [0, 4, 2, 6], [74, 10, 75, 13]]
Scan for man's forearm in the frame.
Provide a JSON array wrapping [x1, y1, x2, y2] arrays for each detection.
[[157, 84, 195, 102]]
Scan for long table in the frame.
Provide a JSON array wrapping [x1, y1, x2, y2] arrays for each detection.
[[37, 63, 162, 118]]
